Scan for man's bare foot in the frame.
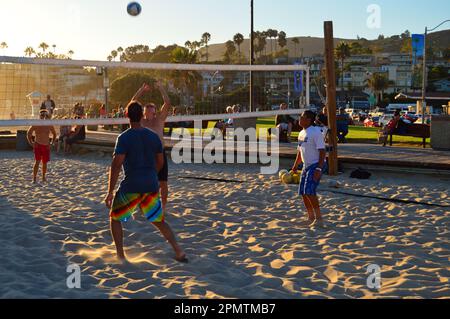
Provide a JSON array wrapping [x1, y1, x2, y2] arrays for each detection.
[[117, 254, 127, 263], [299, 219, 315, 227], [175, 252, 188, 263], [311, 219, 327, 229]]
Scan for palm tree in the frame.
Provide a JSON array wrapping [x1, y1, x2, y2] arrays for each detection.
[[278, 31, 287, 55], [233, 33, 244, 62], [107, 55, 113, 62], [170, 47, 201, 99], [201, 32, 211, 62], [111, 50, 118, 61], [292, 37, 300, 58], [192, 41, 201, 51], [0, 42, 7, 54], [273, 30, 279, 52], [39, 42, 49, 54], [24, 47, 35, 57], [366, 73, 389, 105], [52, 44, 56, 53], [335, 42, 351, 100], [117, 47, 124, 60], [254, 31, 265, 59], [68, 50, 74, 59], [185, 41, 192, 50]]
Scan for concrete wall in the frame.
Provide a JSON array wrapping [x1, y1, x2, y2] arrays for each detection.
[[431, 115, 450, 151]]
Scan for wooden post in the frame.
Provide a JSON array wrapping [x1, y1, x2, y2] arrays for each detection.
[[324, 21, 338, 176]]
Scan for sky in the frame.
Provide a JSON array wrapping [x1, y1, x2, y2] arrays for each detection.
[[0, 0, 449, 61]]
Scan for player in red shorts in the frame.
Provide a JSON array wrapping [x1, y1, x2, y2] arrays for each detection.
[[27, 110, 57, 183]]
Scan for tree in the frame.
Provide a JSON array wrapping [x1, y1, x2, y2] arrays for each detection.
[[335, 42, 351, 99], [401, 30, 411, 40], [224, 40, 237, 63], [52, 44, 56, 53], [350, 42, 363, 55], [366, 73, 389, 104], [277, 31, 287, 53], [39, 42, 49, 54], [270, 29, 279, 52], [233, 33, 244, 62], [111, 50, 118, 61], [401, 38, 412, 54], [170, 47, 201, 96], [378, 34, 385, 40], [185, 41, 192, 50], [24, 47, 35, 57], [121, 45, 152, 62], [255, 31, 267, 60], [0, 42, 7, 54], [266, 29, 277, 54], [192, 41, 201, 51], [117, 47, 124, 60], [107, 55, 113, 62], [68, 50, 74, 59], [110, 73, 163, 106], [201, 32, 211, 62], [292, 37, 300, 58]]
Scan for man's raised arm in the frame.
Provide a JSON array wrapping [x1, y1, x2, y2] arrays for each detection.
[[156, 81, 171, 120], [130, 83, 151, 105]]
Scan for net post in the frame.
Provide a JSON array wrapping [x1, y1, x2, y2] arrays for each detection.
[[324, 21, 338, 176]]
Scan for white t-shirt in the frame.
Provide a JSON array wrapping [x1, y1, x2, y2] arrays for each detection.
[[298, 126, 326, 168]]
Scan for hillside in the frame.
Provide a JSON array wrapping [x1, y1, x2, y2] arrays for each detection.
[[201, 29, 450, 62]]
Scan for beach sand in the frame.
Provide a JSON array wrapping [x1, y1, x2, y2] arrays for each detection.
[[0, 150, 449, 299]]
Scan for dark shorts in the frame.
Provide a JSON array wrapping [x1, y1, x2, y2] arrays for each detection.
[[66, 136, 84, 145], [158, 152, 169, 182], [299, 163, 322, 196]]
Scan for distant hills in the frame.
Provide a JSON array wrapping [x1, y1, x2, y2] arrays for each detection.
[[201, 29, 450, 62]]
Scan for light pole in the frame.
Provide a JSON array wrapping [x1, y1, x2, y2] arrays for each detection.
[[421, 19, 450, 123], [249, 0, 255, 112]]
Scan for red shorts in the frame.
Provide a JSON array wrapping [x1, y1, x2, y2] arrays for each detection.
[[34, 143, 50, 163]]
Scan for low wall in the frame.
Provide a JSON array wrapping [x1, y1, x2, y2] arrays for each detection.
[[431, 115, 450, 151]]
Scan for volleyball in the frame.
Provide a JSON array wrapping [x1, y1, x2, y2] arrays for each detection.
[[127, 2, 142, 16]]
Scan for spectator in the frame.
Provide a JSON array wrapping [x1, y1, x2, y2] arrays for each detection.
[[215, 106, 234, 135], [57, 117, 71, 153], [65, 115, 86, 153], [73, 103, 85, 117], [41, 95, 56, 118], [275, 103, 295, 141], [315, 106, 328, 127], [99, 104, 107, 118], [336, 108, 351, 143]]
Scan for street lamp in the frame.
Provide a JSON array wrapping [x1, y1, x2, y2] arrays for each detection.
[[421, 19, 450, 123], [249, 0, 255, 112]]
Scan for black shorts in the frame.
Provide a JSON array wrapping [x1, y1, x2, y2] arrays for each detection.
[[158, 152, 169, 182], [66, 136, 84, 145]]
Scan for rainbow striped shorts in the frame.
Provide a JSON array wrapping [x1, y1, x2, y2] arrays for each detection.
[[110, 192, 164, 223]]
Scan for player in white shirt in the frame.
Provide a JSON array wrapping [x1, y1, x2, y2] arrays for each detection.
[[292, 111, 327, 227]]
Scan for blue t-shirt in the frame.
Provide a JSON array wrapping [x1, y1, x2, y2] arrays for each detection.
[[114, 128, 163, 194]]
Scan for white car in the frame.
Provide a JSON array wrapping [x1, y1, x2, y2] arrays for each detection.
[[378, 114, 394, 127]]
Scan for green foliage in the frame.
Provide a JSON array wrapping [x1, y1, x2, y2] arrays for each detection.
[[109, 72, 179, 107]]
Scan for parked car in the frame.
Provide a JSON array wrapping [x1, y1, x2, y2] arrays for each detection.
[[364, 116, 381, 128], [378, 114, 394, 127]]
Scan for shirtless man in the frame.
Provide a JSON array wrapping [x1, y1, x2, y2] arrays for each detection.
[[131, 82, 171, 210], [27, 110, 57, 183]]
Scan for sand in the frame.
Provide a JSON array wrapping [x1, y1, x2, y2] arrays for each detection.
[[0, 150, 449, 299]]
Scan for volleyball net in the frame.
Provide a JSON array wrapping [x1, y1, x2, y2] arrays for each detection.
[[0, 56, 310, 130]]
